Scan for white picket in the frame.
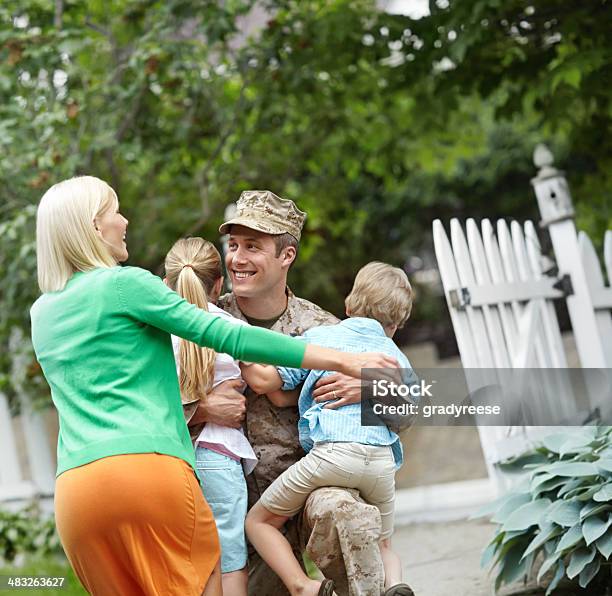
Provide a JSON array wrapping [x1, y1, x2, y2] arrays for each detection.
[[513, 222, 578, 425], [0, 393, 22, 486], [466, 219, 510, 368], [605, 231, 612, 283], [579, 231, 612, 366], [450, 220, 496, 369], [523, 221, 567, 368], [9, 328, 56, 496], [498, 221, 551, 368], [487, 222, 555, 454], [17, 402, 56, 496], [481, 219, 519, 362], [433, 220, 480, 368], [433, 220, 504, 486]]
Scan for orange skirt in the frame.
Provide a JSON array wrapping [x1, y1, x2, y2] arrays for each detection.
[[55, 453, 220, 596]]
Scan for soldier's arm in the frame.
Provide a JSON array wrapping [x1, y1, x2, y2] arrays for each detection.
[[187, 379, 246, 429]]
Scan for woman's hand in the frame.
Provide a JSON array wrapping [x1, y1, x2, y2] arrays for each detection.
[[340, 352, 400, 380], [313, 374, 362, 409]]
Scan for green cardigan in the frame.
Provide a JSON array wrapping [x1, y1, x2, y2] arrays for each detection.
[[30, 266, 306, 476]]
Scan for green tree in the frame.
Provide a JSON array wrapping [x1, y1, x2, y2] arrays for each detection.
[[0, 0, 609, 408]]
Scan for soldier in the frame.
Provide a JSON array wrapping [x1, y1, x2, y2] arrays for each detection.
[[184, 190, 387, 596]]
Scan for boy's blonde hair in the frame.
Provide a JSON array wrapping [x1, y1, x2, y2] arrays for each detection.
[[36, 176, 119, 292], [165, 238, 223, 405], [345, 261, 413, 328]]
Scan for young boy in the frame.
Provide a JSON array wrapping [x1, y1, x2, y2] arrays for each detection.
[[242, 262, 417, 596]]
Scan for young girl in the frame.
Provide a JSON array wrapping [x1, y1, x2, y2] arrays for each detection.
[[165, 237, 255, 596]]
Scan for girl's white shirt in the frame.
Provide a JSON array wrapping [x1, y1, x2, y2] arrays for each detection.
[[172, 302, 258, 475]]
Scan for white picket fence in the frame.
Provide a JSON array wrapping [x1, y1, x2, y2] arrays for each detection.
[[396, 146, 611, 522], [429, 146, 611, 498], [434, 218, 565, 486]]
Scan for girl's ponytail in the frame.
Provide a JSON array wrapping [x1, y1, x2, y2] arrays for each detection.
[[165, 238, 223, 404]]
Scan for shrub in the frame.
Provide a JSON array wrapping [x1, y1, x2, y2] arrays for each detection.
[[479, 426, 612, 594], [0, 504, 60, 564]]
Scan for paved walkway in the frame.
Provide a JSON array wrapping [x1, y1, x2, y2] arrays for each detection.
[[393, 519, 564, 596], [395, 519, 498, 596]]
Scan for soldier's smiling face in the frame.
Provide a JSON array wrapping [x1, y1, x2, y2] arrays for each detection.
[[226, 225, 290, 298]]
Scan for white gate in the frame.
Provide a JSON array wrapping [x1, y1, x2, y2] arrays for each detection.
[[432, 145, 612, 495]]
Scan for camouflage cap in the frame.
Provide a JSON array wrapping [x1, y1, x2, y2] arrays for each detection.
[[219, 190, 306, 241]]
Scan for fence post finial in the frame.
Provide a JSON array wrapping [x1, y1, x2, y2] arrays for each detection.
[[530, 143, 610, 369], [531, 143, 575, 228]]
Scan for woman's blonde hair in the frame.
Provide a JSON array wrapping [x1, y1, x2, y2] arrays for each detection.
[[165, 238, 223, 405], [345, 261, 413, 329], [36, 176, 119, 292]]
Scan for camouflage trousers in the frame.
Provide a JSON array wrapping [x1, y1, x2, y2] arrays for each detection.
[[248, 487, 385, 596]]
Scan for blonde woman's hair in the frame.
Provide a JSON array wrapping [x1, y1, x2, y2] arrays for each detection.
[[36, 176, 119, 292], [345, 261, 413, 329], [165, 238, 223, 405]]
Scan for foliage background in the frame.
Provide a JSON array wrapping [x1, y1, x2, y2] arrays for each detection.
[[0, 0, 610, 408]]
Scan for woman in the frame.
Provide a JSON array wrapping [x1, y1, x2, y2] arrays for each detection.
[[31, 176, 398, 596]]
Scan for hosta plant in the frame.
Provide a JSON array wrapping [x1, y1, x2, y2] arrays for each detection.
[[478, 426, 612, 594]]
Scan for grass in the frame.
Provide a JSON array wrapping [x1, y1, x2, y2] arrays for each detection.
[[0, 556, 86, 596]]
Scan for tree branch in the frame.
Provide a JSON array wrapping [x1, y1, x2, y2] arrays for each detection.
[[116, 83, 148, 142], [54, 0, 63, 30], [84, 18, 112, 39]]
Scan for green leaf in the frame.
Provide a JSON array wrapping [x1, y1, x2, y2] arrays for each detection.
[[557, 477, 588, 497], [593, 483, 612, 502], [551, 65, 582, 92], [543, 462, 599, 477], [582, 515, 612, 546], [544, 560, 565, 596], [530, 472, 554, 492], [578, 558, 601, 588], [537, 549, 560, 583], [541, 434, 569, 454], [566, 546, 596, 579], [501, 530, 525, 544], [577, 485, 606, 502], [547, 500, 581, 527], [595, 528, 612, 559], [480, 537, 500, 569], [490, 493, 531, 524], [555, 523, 584, 553], [473, 491, 529, 519], [580, 501, 612, 521], [502, 499, 551, 532], [495, 539, 531, 588], [521, 522, 563, 560], [559, 428, 599, 455], [533, 476, 572, 497], [598, 459, 612, 473]]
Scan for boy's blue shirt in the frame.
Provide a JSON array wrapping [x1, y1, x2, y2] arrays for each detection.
[[276, 317, 418, 469]]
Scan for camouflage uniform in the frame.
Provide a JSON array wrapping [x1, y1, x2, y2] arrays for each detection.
[[217, 290, 386, 596]]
